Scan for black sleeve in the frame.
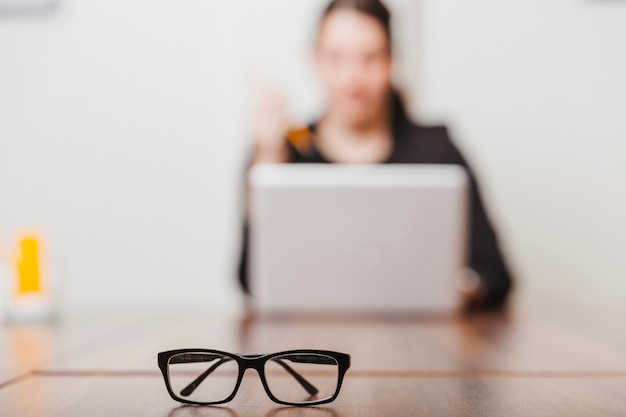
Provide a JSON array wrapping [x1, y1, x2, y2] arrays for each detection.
[[238, 222, 250, 294], [441, 128, 513, 308]]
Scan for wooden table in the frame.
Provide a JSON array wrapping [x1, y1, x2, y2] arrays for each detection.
[[1, 303, 625, 416]]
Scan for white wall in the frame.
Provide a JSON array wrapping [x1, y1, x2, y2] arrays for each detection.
[[1, 0, 624, 310], [416, 0, 626, 308], [0, 0, 250, 309]]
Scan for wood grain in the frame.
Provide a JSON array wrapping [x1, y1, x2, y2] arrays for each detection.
[[1, 374, 625, 417], [33, 309, 626, 374], [0, 308, 172, 386], [2, 304, 626, 415]]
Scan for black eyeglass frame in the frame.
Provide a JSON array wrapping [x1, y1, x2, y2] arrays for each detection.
[[157, 348, 351, 406]]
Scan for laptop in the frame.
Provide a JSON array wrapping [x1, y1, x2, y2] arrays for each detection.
[[248, 164, 469, 314]]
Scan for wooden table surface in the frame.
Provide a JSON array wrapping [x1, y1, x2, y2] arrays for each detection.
[[1, 303, 625, 416]]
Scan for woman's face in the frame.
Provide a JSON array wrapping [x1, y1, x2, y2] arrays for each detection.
[[315, 9, 392, 127]]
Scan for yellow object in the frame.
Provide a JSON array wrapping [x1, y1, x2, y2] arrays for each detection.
[[286, 125, 314, 153], [16, 236, 41, 295]]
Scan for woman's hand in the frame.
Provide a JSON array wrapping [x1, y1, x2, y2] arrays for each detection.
[[250, 88, 293, 164], [457, 268, 487, 311]]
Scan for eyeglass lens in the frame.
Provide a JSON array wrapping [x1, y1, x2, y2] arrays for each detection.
[[167, 352, 239, 403], [264, 353, 340, 404]]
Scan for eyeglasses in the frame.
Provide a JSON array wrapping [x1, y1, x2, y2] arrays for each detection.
[[157, 349, 351, 406]]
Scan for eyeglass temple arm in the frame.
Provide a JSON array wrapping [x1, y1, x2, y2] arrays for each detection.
[[179, 356, 230, 397], [271, 358, 319, 396], [178, 357, 318, 397]]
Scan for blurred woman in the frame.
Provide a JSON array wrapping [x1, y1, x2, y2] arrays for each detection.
[[239, 0, 513, 309]]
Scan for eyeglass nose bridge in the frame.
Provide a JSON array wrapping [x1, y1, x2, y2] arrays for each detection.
[[239, 353, 266, 370], [237, 355, 272, 394]]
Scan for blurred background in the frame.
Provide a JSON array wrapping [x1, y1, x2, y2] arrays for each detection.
[[1, 0, 625, 313]]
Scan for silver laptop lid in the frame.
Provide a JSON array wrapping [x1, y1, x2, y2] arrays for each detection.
[[249, 164, 469, 314]]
